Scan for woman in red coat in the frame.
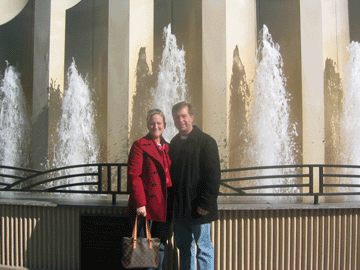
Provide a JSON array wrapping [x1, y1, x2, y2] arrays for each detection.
[[127, 109, 172, 270]]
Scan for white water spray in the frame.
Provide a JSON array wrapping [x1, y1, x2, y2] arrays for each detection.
[[0, 64, 30, 179], [50, 60, 99, 189], [249, 25, 298, 192], [152, 24, 187, 141]]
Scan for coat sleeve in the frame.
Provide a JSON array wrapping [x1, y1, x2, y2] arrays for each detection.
[[197, 137, 221, 211], [127, 141, 147, 208]]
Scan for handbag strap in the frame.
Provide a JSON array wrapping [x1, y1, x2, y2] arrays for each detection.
[[132, 215, 154, 249]]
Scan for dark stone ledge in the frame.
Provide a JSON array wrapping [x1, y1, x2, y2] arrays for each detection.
[[1, 192, 360, 211]]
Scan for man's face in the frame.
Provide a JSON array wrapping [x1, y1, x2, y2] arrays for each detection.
[[173, 106, 194, 136]]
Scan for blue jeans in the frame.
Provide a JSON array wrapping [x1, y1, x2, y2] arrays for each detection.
[[174, 223, 214, 270]]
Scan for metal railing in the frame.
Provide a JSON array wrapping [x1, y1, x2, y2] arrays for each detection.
[[1, 164, 360, 204], [0, 163, 128, 204]]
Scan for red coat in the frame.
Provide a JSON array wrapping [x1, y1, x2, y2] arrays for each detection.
[[126, 134, 171, 222]]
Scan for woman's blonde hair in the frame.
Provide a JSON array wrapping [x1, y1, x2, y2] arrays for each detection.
[[146, 109, 166, 125]]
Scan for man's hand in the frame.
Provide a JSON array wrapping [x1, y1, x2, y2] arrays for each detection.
[[197, 206, 209, 216], [137, 206, 147, 217]]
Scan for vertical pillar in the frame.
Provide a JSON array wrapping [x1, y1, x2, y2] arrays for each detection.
[[172, 0, 202, 127], [322, 0, 350, 75], [128, 0, 154, 141], [49, 0, 81, 93], [31, 0, 51, 170], [107, 0, 154, 163], [107, 0, 129, 163], [154, 0, 172, 70], [322, 0, 350, 167], [300, 1, 324, 197], [202, 0, 227, 167], [226, 0, 257, 90], [226, 0, 257, 169]]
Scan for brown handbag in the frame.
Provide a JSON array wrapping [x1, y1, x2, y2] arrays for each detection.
[[121, 216, 161, 269]]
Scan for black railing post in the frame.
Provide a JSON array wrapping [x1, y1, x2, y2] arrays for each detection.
[[309, 166, 318, 204], [309, 166, 314, 194], [117, 165, 121, 192], [316, 165, 324, 205], [107, 166, 112, 192], [319, 166, 324, 194], [98, 165, 102, 192], [314, 194, 319, 205]]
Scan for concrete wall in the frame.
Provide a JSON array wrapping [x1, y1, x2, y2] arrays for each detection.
[[1, 202, 360, 269]]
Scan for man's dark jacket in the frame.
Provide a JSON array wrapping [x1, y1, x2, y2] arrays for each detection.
[[169, 125, 220, 225]]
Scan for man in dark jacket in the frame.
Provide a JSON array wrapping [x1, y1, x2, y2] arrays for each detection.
[[169, 102, 220, 270]]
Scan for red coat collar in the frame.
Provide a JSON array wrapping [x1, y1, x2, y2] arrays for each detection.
[[138, 134, 169, 167]]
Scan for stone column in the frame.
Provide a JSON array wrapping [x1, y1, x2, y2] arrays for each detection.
[[226, 0, 257, 169], [49, 0, 81, 93], [202, 0, 227, 167], [322, 0, 350, 167], [300, 0, 325, 197], [322, 0, 350, 74], [300, 0, 325, 164], [107, 0, 154, 164], [202, 0, 257, 169], [172, 0, 202, 127], [31, 0, 51, 170]]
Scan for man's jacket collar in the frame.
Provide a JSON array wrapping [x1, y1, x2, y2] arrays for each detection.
[[187, 125, 201, 139]]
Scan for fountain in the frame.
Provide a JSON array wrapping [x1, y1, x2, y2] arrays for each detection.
[[333, 41, 360, 194], [152, 24, 188, 141], [0, 63, 30, 182], [47, 59, 99, 189], [248, 25, 298, 193]]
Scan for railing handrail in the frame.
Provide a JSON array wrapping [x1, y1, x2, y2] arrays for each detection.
[[2, 164, 360, 205]]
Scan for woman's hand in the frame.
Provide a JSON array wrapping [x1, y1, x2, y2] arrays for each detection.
[[136, 206, 147, 217]]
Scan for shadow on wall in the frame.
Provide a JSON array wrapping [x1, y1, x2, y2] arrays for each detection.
[[130, 47, 157, 143], [23, 207, 79, 269], [228, 46, 252, 170], [324, 58, 344, 195], [324, 58, 343, 166]]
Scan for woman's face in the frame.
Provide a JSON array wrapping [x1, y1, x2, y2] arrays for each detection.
[[147, 114, 165, 140]]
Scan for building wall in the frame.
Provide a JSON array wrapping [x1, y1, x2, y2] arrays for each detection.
[[1, 203, 360, 269], [0, 0, 358, 170]]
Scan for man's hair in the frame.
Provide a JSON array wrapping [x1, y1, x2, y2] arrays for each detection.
[[172, 102, 193, 117], [146, 109, 166, 125]]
